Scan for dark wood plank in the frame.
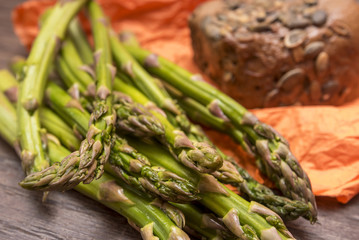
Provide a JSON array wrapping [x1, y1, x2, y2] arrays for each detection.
[[0, 0, 358, 239]]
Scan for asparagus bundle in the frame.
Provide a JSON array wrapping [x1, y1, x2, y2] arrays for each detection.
[[0, 88, 190, 240], [2, 63, 311, 222], [2, 67, 294, 239], [2, 0, 323, 238], [0, 70, 243, 240], [123, 44, 318, 223]]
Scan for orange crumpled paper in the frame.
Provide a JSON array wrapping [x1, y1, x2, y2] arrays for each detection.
[[12, 0, 359, 204]]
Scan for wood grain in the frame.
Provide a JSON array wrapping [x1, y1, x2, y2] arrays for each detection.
[[0, 0, 358, 239]]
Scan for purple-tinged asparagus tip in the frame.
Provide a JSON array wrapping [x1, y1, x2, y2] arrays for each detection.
[[21, 150, 35, 173], [79, 65, 96, 79], [198, 174, 228, 196], [98, 180, 134, 204], [202, 214, 226, 230], [222, 208, 245, 238], [97, 85, 111, 100], [86, 83, 97, 98], [65, 99, 85, 112], [208, 99, 230, 121], [23, 98, 39, 112], [4, 87, 18, 103], [123, 61, 135, 77], [173, 130, 194, 149], [241, 112, 259, 126], [68, 83, 80, 100], [144, 53, 160, 68], [260, 227, 283, 240]]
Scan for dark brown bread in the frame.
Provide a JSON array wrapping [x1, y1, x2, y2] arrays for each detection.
[[189, 0, 359, 108]]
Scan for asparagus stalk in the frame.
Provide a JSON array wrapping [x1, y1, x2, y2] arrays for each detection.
[[0, 91, 189, 240], [68, 18, 94, 65], [0, 89, 19, 147], [17, 0, 88, 176], [124, 45, 317, 223], [115, 30, 190, 133], [57, 38, 94, 96], [81, 0, 116, 180]]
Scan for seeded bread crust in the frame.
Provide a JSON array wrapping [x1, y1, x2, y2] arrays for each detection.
[[189, 0, 359, 108]]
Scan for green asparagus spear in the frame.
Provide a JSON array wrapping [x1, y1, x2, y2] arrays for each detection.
[[82, 0, 117, 180], [17, 0, 88, 176], [124, 45, 317, 223], [68, 18, 94, 65], [57, 38, 94, 96], [0, 91, 189, 240]]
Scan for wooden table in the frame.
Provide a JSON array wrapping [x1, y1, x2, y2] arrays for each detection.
[[1, 0, 358, 239]]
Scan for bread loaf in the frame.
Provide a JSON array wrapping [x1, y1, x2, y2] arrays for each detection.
[[189, 0, 359, 108]]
